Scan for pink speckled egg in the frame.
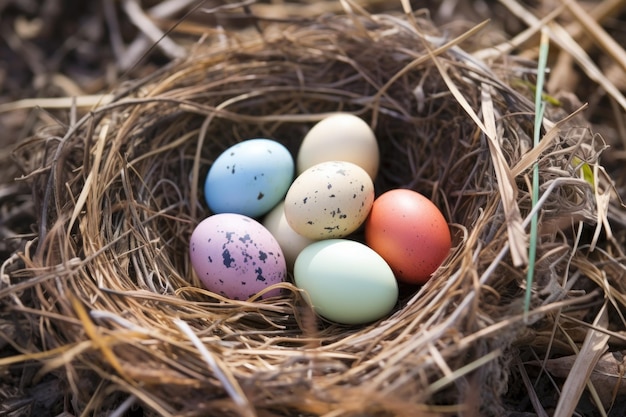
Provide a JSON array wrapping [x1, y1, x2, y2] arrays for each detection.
[[189, 213, 286, 300]]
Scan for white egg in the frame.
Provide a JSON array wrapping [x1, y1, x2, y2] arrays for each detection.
[[297, 113, 379, 180], [262, 201, 315, 270]]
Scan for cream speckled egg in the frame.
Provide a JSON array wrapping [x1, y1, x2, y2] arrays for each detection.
[[284, 161, 374, 240], [297, 113, 379, 180]]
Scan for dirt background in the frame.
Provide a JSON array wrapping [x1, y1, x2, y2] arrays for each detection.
[[1, 1, 626, 416], [2, 0, 625, 196]]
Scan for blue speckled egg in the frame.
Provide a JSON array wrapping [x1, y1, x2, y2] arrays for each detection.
[[204, 139, 294, 218], [189, 213, 286, 300]]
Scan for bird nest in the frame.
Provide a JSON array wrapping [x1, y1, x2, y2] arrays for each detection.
[[2, 6, 622, 417]]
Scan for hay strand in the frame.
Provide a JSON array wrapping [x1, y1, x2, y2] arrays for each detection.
[[497, 0, 626, 111], [553, 301, 610, 417]]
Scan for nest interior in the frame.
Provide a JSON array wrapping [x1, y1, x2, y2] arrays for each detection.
[[2, 7, 623, 417]]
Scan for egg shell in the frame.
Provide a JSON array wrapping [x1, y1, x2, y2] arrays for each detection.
[[262, 201, 315, 270], [297, 113, 380, 180], [204, 139, 294, 218], [365, 189, 451, 285], [294, 239, 398, 324], [284, 161, 375, 240], [189, 213, 286, 300]]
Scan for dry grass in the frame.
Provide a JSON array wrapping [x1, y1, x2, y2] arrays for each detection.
[[1, 1, 625, 416]]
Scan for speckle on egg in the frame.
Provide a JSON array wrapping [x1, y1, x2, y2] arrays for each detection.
[[189, 213, 286, 300], [284, 161, 374, 240], [204, 139, 294, 218]]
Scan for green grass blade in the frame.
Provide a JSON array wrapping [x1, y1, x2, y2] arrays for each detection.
[[525, 29, 550, 318]]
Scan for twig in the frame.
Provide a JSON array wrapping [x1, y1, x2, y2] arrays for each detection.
[[553, 302, 610, 417], [497, 0, 626, 112], [560, 0, 626, 74], [174, 319, 256, 417], [516, 356, 550, 417], [121, 0, 186, 61], [108, 396, 137, 417], [0, 94, 114, 113]]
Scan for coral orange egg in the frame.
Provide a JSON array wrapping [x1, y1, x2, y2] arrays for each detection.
[[365, 189, 451, 285]]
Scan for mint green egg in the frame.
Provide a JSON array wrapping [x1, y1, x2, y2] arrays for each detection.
[[294, 239, 398, 325]]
